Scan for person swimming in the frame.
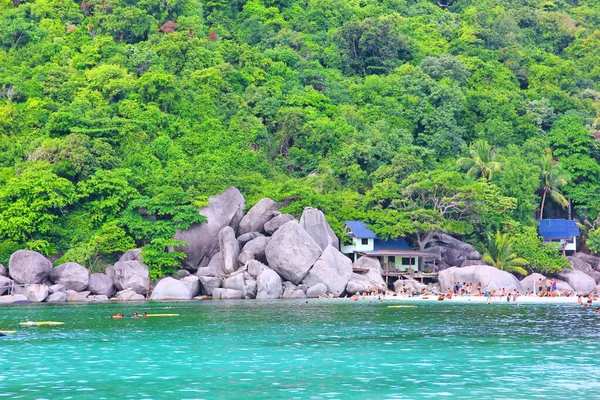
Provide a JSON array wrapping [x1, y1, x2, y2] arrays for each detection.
[[110, 313, 124, 319], [142, 312, 148, 318]]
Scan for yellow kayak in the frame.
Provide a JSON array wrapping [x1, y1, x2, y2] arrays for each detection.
[[20, 321, 64, 326], [145, 314, 179, 317], [387, 306, 417, 308], [0, 330, 16, 334]]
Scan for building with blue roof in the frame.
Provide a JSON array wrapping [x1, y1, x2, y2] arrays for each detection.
[[538, 219, 580, 255], [341, 220, 432, 273]]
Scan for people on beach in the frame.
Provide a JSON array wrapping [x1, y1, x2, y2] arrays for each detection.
[[537, 278, 543, 295]]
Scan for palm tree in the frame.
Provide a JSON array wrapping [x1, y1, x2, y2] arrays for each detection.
[[482, 231, 529, 276], [456, 139, 503, 181], [538, 150, 569, 219]]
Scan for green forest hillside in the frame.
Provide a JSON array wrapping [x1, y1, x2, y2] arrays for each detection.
[[1, 0, 599, 277]]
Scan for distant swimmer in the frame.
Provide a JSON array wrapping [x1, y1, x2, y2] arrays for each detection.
[[133, 312, 139, 318], [110, 313, 124, 319], [142, 312, 148, 318], [595, 308, 600, 313]]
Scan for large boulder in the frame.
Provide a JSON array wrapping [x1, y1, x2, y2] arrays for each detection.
[[219, 226, 240, 274], [49, 262, 90, 292], [66, 290, 90, 302], [106, 261, 151, 295], [114, 289, 145, 301], [438, 265, 523, 292], [238, 198, 279, 235], [422, 232, 480, 267], [0, 294, 29, 304], [265, 221, 322, 284], [302, 245, 352, 294], [520, 273, 546, 293], [256, 268, 282, 299], [0, 276, 12, 296], [555, 279, 574, 292], [119, 248, 142, 262], [8, 250, 52, 284], [46, 292, 67, 303], [574, 252, 600, 271], [0, 264, 6, 277], [245, 278, 257, 299], [558, 270, 596, 294], [223, 273, 246, 296], [196, 252, 222, 277], [88, 273, 115, 297], [352, 256, 385, 287], [264, 214, 295, 235], [212, 288, 244, 300], [246, 260, 267, 279], [150, 277, 199, 300], [198, 276, 222, 296], [306, 283, 328, 298], [173, 187, 245, 270], [567, 256, 594, 275], [299, 208, 339, 250], [14, 284, 49, 302], [345, 274, 372, 295], [48, 284, 65, 294], [239, 236, 270, 266], [393, 278, 427, 293]]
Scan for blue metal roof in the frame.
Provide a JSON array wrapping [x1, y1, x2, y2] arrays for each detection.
[[344, 220, 378, 239], [538, 219, 580, 239], [374, 238, 411, 251]]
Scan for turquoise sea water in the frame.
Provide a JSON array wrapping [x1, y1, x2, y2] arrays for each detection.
[[1, 299, 598, 399]]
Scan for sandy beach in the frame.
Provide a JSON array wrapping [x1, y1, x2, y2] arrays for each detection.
[[381, 294, 587, 304]]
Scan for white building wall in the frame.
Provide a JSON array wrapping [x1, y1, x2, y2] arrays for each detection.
[[542, 237, 577, 252], [340, 238, 374, 254]]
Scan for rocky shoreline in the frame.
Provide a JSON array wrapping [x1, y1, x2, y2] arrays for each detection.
[[1, 187, 600, 305]]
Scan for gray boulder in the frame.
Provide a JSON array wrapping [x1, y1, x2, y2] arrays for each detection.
[[49, 262, 90, 292], [393, 278, 427, 293], [246, 260, 267, 279], [345, 274, 371, 295], [438, 265, 523, 292], [87, 295, 109, 302], [245, 278, 257, 299], [48, 284, 65, 294], [150, 277, 199, 300], [264, 214, 295, 235], [422, 232, 480, 267], [106, 261, 150, 295], [173, 187, 245, 270], [302, 245, 352, 294], [212, 288, 244, 300], [0, 264, 6, 276], [281, 281, 297, 298], [555, 279, 574, 292], [590, 271, 600, 284], [46, 292, 67, 303], [14, 284, 49, 302], [66, 290, 90, 302], [575, 252, 600, 271], [237, 232, 263, 246], [114, 289, 145, 301], [219, 226, 240, 274], [306, 283, 328, 298], [520, 273, 546, 293], [239, 236, 270, 266], [265, 221, 322, 284], [558, 270, 596, 294], [196, 252, 222, 277], [0, 276, 12, 296], [567, 256, 594, 275], [256, 268, 282, 299], [174, 269, 191, 280], [223, 274, 246, 296], [0, 294, 28, 304], [88, 273, 115, 297], [299, 207, 339, 250], [238, 198, 279, 235], [199, 276, 222, 296], [119, 248, 142, 262], [8, 250, 52, 284], [352, 256, 385, 287]]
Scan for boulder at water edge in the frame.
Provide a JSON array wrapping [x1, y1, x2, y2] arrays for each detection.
[[302, 245, 352, 294], [106, 261, 151, 295], [219, 226, 240, 274], [88, 273, 115, 297], [66, 290, 90, 302], [150, 277, 199, 300], [212, 288, 244, 300], [438, 265, 523, 292], [558, 270, 596, 294], [265, 221, 322, 284], [0, 276, 12, 296], [223, 273, 246, 297], [520, 273, 546, 292], [0, 294, 29, 304], [237, 198, 279, 235], [114, 289, 145, 301], [49, 262, 90, 292], [299, 208, 339, 251], [8, 250, 52, 284], [264, 214, 295, 235], [245, 278, 257, 299], [256, 268, 282, 299], [174, 187, 245, 270], [306, 283, 328, 298], [198, 276, 222, 296], [345, 274, 372, 295], [46, 292, 67, 303], [352, 256, 385, 287], [14, 284, 49, 302]]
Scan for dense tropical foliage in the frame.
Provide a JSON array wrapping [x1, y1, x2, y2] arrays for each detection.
[[1, 0, 599, 277]]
